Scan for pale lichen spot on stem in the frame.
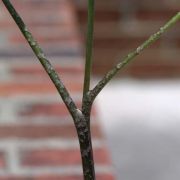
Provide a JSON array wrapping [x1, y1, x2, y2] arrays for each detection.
[[30, 41, 36, 46], [160, 27, 165, 33], [65, 96, 73, 106], [45, 62, 54, 74], [136, 46, 143, 55], [116, 62, 123, 70], [37, 52, 46, 60], [24, 26, 28, 32]]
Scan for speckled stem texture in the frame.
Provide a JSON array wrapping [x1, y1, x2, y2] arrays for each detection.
[[89, 12, 180, 101], [74, 110, 95, 180]]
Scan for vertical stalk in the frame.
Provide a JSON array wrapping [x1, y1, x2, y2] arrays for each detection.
[[81, 2, 96, 176], [83, 0, 95, 101], [75, 111, 96, 180], [79, 127, 95, 180]]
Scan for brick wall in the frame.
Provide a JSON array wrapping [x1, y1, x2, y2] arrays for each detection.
[[75, 0, 180, 78], [0, 1, 115, 179]]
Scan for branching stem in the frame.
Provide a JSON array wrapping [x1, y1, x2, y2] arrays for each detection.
[[89, 12, 180, 101], [2, 0, 180, 179]]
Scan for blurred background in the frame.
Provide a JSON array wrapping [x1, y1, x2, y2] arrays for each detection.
[[75, 0, 180, 78], [0, 0, 180, 179], [75, 0, 180, 180]]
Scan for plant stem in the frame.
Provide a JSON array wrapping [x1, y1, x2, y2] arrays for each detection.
[[3, 1, 96, 179], [89, 12, 180, 101], [2, 0, 78, 118], [3, 1, 179, 180], [83, 0, 95, 102], [79, 129, 95, 180], [75, 111, 95, 180]]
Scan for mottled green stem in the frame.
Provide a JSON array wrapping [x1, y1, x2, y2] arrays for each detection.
[[2, 0, 78, 118], [89, 12, 180, 101], [83, 0, 95, 102]]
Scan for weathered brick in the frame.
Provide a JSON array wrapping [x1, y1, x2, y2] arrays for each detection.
[[136, 9, 178, 20], [0, 174, 115, 180], [18, 102, 96, 118], [11, 65, 83, 76], [19, 102, 81, 117], [21, 148, 110, 166], [129, 64, 180, 78], [0, 152, 6, 169], [94, 37, 161, 49], [0, 82, 82, 96], [1, 0, 75, 26], [0, 125, 102, 139], [10, 35, 79, 45], [78, 10, 121, 23]]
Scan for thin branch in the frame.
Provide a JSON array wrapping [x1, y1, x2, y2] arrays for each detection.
[[2, 0, 78, 117], [82, 0, 95, 101], [89, 12, 180, 101]]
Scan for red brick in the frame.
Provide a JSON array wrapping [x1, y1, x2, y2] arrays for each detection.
[[11, 65, 83, 76], [0, 82, 82, 96], [78, 10, 121, 23], [0, 1, 76, 28], [37, 174, 115, 180], [0, 174, 114, 180], [19, 102, 81, 117], [19, 102, 96, 118], [136, 9, 178, 20], [3, 1, 74, 22], [0, 152, 6, 169], [10, 35, 79, 45], [129, 64, 180, 78], [21, 148, 110, 166], [0, 125, 102, 139], [94, 37, 161, 49], [176, 39, 180, 48], [0, 18, 75, 29], [12, 1, 66, 12]]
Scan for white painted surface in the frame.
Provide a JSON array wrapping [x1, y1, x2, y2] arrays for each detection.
[[96, 79, 180, 180]]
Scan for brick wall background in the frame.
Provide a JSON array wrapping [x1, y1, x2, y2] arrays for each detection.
[[75, 0, 180, 78], [1, 1, 179, 179], [0, 1, 115, 179]]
